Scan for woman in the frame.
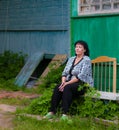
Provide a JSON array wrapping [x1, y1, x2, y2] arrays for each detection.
[[44, 40, 94, 121]]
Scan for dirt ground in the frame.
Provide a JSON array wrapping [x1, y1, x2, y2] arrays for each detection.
[[0, 90, 39, 99], [0, 91, 40, 130], [0, 104, 16, 129]]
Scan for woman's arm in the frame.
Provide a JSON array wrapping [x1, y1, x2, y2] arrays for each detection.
[[65, 77, 79, 85]]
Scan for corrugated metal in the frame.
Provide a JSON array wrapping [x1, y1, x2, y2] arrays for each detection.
[[0, 0, 69, 30]]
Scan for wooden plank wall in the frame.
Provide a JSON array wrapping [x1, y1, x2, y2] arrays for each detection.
[[0, 0, 69, 30], [0, 0, 70, 57]]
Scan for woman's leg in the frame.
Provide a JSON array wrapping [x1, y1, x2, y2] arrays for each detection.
[[62, 82, 85, 114], [49, 84, 63, 114], [61, 82, 79, 114]]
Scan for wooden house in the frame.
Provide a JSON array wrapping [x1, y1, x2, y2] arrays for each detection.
[[0, 0, 119, 93]]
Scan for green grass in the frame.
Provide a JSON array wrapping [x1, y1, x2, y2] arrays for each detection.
[[13, 115, 119, 130], [0, 98, 32, 106]]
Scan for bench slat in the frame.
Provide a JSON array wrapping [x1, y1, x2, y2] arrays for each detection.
[[97, 91, 119, 100]]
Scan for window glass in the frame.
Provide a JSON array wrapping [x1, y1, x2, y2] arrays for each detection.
[[78, 0, 119, 15]]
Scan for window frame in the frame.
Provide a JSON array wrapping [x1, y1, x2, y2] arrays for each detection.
[[78, 0, 119, 16]]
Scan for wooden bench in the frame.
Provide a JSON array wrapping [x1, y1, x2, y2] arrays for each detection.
[[91, 56, 119, 100]]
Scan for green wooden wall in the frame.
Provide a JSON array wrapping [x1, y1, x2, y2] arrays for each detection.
[[71, 0, 119, 91], [71, 16, 119, 60]]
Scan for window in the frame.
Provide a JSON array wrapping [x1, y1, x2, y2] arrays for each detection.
[[78, 0, 119, 15]]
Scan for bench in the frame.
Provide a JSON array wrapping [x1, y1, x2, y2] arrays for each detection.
[[91, 56, 119, 100]]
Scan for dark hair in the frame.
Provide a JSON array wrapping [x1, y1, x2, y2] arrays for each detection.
[[74, 40, 90, 56]]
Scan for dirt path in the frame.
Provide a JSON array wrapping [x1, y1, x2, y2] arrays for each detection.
[[0, 104, 43, 130], [0, 104, 16, 130], [0, 90, 39, 99], [0, 91, 40, 130]]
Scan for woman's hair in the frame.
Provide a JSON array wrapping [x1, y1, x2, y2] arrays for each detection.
[[74, 40, 90, 56]]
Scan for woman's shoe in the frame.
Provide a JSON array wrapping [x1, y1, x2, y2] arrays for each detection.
[[60, 114, 73, 124], [60, 114, 69, 121], [44, 112, 55, 119]]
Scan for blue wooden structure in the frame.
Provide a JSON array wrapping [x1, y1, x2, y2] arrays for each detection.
[[15, 52, 44, 87], [0, 0, 70, 87]]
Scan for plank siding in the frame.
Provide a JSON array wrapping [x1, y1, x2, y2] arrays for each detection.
[[0, 0, 69, 30], [0, 0, 70, 57], [0, 30, 70, 56]]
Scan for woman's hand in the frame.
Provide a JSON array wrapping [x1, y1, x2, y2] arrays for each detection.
[[58, 82, 68, 92]]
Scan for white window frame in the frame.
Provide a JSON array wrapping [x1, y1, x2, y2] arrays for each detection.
[[78, 0, 119, 16]]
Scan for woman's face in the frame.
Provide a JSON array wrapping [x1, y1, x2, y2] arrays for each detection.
[[75, 43, 86, 56]]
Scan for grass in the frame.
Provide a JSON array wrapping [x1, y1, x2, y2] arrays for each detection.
[[12, 115, 119, 130], [1, 98, 118, 130], [0, 95, 119, 130], [0, 98, 32, 106], [0, 93, 119, 129], [0, 90, 119, 130]]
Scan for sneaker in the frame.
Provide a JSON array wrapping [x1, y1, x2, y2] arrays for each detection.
[[60, 114, 69, 121], [43, 112, 55, 119], [60, 114, 73, 124]]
